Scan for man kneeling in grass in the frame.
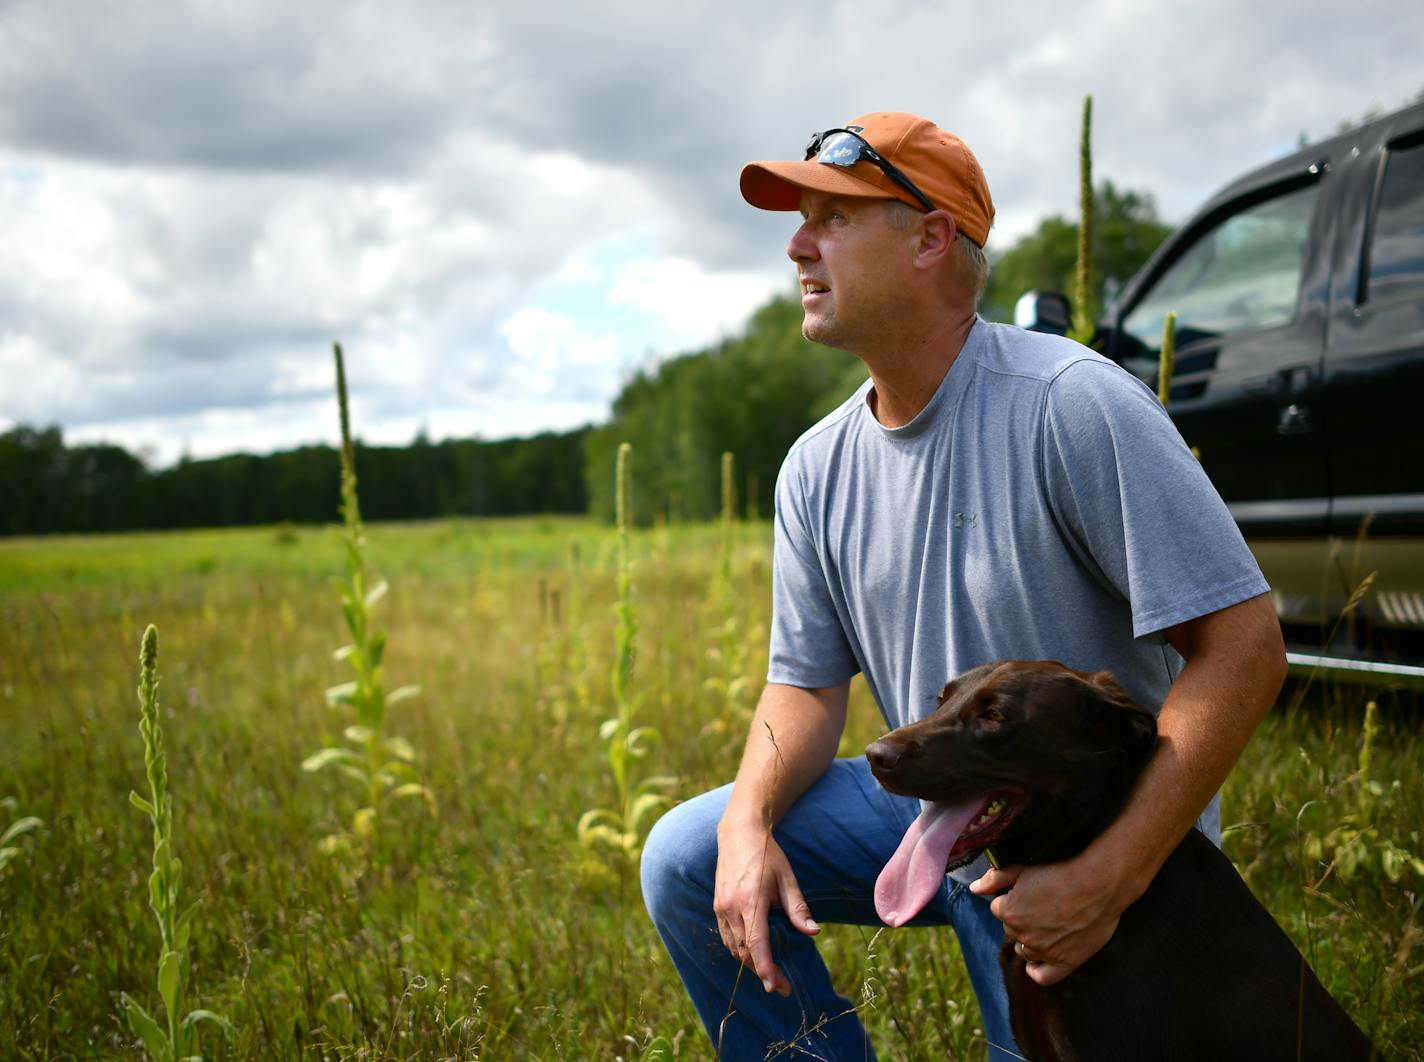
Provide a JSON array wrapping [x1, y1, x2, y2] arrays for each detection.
[[640, 111, 1284, 1060]]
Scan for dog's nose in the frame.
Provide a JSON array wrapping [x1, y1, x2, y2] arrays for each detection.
[[865, 739, 902, 773]]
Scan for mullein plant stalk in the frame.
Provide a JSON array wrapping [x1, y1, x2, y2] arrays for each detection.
[[1157, 311, 1178, 407], [122, 625, 230, 1060], [1157, 312, 1201, 459], [1156, 310, 1179, 404], [701, 452, 755, 746], [302, 343, 435, 856], [577, 442, 676, 860], [613, 443, 636, 729], [717, 451, 741, 670], [1068, 95, 1098, 347], [719, 451, 736, 594]]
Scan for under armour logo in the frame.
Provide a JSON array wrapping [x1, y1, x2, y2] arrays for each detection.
[[954, 512, 978, 529]]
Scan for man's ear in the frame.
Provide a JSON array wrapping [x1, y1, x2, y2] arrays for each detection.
[[913, 210, 957, 269]]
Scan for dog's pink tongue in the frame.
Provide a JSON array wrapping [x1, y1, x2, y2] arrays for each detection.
[[875, 799, 982, 927]]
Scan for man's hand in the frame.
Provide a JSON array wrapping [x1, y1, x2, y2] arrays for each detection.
[[713, 681, 846, 996], [969, 855, 1125, 986], [713, 823, 819, 996]]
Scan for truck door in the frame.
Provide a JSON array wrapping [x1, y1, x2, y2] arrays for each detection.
[[1323, 129, 1424, 537], [1112, 173, 1330, 535]]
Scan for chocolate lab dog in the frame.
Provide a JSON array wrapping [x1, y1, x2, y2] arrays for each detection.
[[864, 660, 1377, 1062]]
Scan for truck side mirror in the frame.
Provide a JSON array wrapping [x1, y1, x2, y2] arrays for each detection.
[[1013, 291, 1071, 335]]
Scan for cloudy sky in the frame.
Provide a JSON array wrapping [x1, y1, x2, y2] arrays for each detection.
[[3, 0, 1420, 466]]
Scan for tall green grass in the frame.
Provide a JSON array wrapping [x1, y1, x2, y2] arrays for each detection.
[[0, 520, 1419, 1058], [0, 798, 42, 874]]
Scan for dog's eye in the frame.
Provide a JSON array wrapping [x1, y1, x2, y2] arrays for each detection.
[[982, 706, 1005, 723]]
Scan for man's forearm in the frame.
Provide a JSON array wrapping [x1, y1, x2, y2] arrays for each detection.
[[719, 681, 850, 837]]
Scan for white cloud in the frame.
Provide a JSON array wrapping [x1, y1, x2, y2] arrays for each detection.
[[2, 0, 1421, 464], [608, 257, 787, 349], [499, 308, 620, 396]]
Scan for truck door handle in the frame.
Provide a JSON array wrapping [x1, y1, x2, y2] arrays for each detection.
[[1277, 403, 1313, 434]]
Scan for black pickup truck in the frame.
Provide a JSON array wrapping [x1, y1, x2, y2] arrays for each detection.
[[1029, 101, 1424, 671]]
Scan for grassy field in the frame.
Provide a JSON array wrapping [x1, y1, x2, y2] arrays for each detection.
[[1, 517, 1421, 1060]]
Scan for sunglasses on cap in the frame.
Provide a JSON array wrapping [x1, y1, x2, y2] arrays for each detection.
[[804, 128, 938, 214]]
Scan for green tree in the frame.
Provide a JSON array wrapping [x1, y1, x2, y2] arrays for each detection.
[[0, 426, 68, 533], [0, 425, 152, 533], [981, 181, 1173, 325], [585, 294, 861, 524], [0, 422, 591, 535]]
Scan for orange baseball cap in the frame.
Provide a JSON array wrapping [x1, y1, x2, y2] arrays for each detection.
[[740, 112, 995, 247]]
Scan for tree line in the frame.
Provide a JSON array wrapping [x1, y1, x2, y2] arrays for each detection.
[[1, 182, 1172, 536], [0, 425, 589, 535]]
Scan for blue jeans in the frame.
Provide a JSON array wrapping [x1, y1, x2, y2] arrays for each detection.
[[641, 757, 1020, 1061]]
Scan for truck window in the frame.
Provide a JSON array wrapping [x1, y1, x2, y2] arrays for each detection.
[[1365, 138, 1424, 303], [1122, 182, 1319, 351]]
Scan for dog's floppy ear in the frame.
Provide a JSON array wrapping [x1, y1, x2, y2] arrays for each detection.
[[1081, 670, 1158, 769], [935, 661, 999, 710]]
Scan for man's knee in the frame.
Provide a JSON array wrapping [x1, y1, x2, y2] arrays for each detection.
[[640, 789, 725, 924]]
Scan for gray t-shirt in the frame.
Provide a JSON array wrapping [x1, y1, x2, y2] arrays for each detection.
[[768, 318, 1268, 875]]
